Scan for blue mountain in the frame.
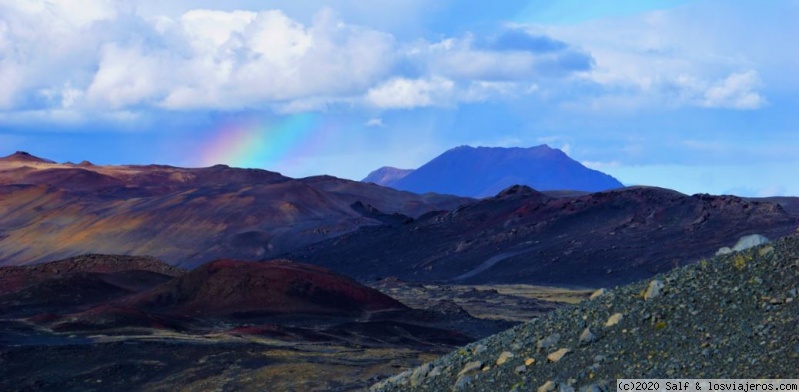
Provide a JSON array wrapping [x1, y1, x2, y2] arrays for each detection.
[[363, 145, 623, 198]]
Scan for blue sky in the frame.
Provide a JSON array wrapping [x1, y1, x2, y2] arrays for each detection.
[[1, 0, 798, 196]]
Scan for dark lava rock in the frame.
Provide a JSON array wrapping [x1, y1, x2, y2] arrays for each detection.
[[372, 234, 799, 391], [127, 259, 409, 318]]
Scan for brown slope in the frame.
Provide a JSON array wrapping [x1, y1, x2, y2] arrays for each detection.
[[0, 254, 183, 295], [0, 271, 174, 317], [22, 168, 125, 192], [0, 151, 55, 164], [285, 185, 798, 287], [0, 159, 468, 267], [125, 259, 408, 318]]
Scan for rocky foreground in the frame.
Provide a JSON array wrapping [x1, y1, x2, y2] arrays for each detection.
[[372, 233, 799, 391]]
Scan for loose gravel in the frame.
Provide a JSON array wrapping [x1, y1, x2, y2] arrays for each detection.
[[372, 234, 799, 391]]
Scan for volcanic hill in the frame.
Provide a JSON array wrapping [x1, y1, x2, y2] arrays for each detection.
[[286, 185, 799, 287], [0, 255, 184, 318], [0, 151, 56, 164], [0, 152, 470, 267], [363, 145, 623, 198], [126, 259, 409, 318]]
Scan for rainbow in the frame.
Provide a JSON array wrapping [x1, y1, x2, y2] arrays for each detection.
[[198, 113, 326, 170]]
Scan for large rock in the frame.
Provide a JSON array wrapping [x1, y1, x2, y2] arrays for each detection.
[[732, 234, 769, 252]]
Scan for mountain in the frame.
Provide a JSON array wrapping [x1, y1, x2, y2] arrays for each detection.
[[0, 154, 471, 267], [363, 166, 414, 185], [0, 254, 184, 296], [0, 255, 184, 317], [364, 145, 623, 198], [372, 234, 799, 390], [0, 254, 502, 391], [0, 151, 56, 164], [285, 185, 799, 287], [126, 259, 408, 318]]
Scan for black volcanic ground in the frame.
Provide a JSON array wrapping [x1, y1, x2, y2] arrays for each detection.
[[285, 185, 799, 286], [0, 255, 518, 391]]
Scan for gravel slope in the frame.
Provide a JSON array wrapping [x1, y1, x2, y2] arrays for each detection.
[[372, 233, 799, 391]]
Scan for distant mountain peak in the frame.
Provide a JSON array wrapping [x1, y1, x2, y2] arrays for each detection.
[[364, 144, 623, 198], [495, 184, 543, 198], [362, 166, 414, 186], [0, 151, 56, 164]]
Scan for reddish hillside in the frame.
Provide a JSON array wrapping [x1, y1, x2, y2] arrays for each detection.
[[0, 151, 55, 164], [0, 155, 469, 267], [0, 254, 184, 295], [127, 259, 408, 318]]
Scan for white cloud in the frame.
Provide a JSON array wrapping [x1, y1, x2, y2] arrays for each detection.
[[87, 44, 172, 108], [700, 71, 765, 109], [365, 117, 383, 127], [4, 0, 118, 29], [0, 3, 397, 115], [541, 4, 775, 112], [461, 81, 519, 102], [0, 1, 596, 120], [179, 9, 256, 50], [132, 8, 397, 110], [424, 37, 538, 81], [365, 77, 455, 109], [1, 0, 783, 121], [40, 82, 84, 109]]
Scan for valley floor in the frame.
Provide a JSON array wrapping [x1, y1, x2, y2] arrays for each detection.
[[0, 284, 589, 391]]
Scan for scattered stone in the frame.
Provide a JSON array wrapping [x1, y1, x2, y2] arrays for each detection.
[[589, 288, 606, 300], [458, 361, 483, 377], [605, 313, 623, 327], [579, 327, 598, 345], [474, 344, 487, 354], [496, 351, 514, 366], [538, 380, 558, 392], [429, 366, 443, 378], [547, 348, 571, 362], [537, 333, 560, 351], [733, 234, 769, 252], [716, 247, 733, 256], [370, 234, 799, 392], [560, 384, 576, 392], [372, 369, 412, 389], [644, 279, 665, 300], [453, 375, 473, 390], [410, 363, 431, 386]]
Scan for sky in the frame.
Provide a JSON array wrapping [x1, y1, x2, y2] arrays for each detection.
[[1, 0, 798, 196]]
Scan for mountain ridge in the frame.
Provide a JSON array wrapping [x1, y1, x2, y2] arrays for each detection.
[[0, 151, 56, 164], [285, 184, 798, 286], [362, 145, 623, 198], [0, 153, 471, 267]]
